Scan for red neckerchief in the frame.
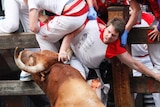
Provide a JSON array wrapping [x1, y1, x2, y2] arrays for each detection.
[[100, 28, 105, 42], [96, 17, 106, 42]]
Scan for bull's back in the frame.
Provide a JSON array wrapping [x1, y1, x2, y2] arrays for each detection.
[[55, 78, 105, 107]]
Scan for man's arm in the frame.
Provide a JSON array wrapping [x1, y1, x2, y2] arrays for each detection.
[[117, 51, 160, 82], [121, 0, 141, 47], [58, 25, 85, 62], [29, 8, 40, 33], [126, 0, 141, 31], [86, 0, 97, 20]]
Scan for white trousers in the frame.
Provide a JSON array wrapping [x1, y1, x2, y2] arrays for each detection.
[[36, 13, 88, 51], [148, 44, 160, 69], [148, 44, 160, 107], [132, 45, 160, 107], [0, 0, 29, 33], [70, 56, 89, 79]]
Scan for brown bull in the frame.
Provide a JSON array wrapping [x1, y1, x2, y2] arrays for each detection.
[[14, 47, 105, 107]]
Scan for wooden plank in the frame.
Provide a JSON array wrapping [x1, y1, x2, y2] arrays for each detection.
[[111, 57, 135, 107], [0, 27, 156, 49], [0, 80, 44, 96], [131, 76, 160, 93], [128, 27, 159, 44], [0, 32, 39, 49], [107, 6, 129, 23]]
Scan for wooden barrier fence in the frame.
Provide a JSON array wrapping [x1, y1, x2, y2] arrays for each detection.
[[0, 32, 44, 107], [112, 27, 160, 107], [0, 27, 159, 107]]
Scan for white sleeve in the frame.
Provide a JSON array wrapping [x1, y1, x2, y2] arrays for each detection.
[[28, 0, 39, 10]]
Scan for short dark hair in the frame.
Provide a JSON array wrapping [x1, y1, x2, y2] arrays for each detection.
[[107, 18, 126, 36]]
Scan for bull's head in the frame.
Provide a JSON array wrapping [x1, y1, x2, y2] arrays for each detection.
[[14, 47, 59, 73]]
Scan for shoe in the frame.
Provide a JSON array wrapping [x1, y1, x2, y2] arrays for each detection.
[[20, 71, 32, 81], [151, 67, 160, 73]]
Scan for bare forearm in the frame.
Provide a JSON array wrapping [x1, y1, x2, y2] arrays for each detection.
[[59, 34, 74, 53], [118, 52, 160, 82], [29, 9, 40, 33], [126, 0, 141, 31], [129, 61, 154, 77], [86, 0, 93, 7], [118, 52, 155, 78]]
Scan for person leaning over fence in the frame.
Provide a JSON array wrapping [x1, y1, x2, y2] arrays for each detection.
[[23, 0, 98, 80], [59, 17, 160, 83], [23, 0, 97, 52]]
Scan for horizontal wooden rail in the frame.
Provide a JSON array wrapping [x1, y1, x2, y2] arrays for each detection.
[[128, 27, 156, 44], [0, 32, 39, 49], [0, 32, 43, 107], [130, 76, 160, 93], [0, 33, 43, 97], [0, 80, 44, 96]]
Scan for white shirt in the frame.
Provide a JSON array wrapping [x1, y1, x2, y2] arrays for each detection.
[[28, 0, 69, 15], [71, 20, 107, 68]]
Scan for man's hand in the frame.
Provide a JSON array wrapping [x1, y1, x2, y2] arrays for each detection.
[[58, 49, 73, 63], [58, 52, 70, 63], [87, 6, 97, 20], [148, 26, 160, 42], [120, 30, 129, 47]]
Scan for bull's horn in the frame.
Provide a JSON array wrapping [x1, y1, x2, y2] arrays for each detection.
[[14, 47, 45, 73]]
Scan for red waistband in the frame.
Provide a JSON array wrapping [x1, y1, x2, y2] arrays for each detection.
[[39, 16, 55, 27]]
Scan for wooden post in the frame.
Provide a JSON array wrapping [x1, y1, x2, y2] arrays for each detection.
[[107, 6, 135, 107], [111, 57, 135, 107]]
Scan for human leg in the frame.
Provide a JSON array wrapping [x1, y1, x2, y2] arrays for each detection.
[[148, 44, 160, 107], [37, 12, 87, 43], [36, 33, 60, 52], [69, 56, 89, 79], [148, 44, 160, 71], [18, 0, 30, 32], [0, 0, 20, 33], [152, 93, 160, 107]]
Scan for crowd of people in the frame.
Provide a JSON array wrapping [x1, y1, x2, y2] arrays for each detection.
[[0, 0, 160, 107]]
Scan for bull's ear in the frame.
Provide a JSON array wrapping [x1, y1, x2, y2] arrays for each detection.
[[28, 55, 36, 66], [14, 47, 45, 73]]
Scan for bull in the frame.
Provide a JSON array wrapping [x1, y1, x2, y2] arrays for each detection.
[[14, 47, 105, 107]]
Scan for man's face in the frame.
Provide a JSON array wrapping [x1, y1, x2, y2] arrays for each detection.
[[103, 24, 119, 44]]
